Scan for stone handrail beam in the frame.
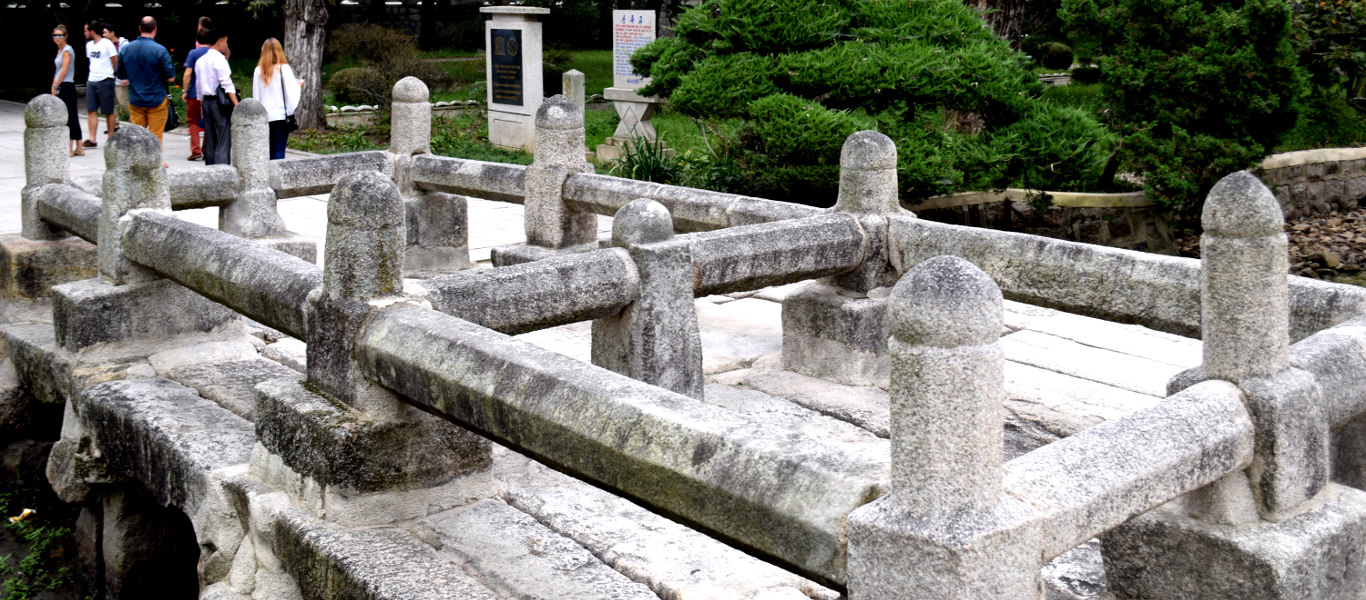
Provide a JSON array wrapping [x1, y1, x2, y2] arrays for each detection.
[[687, 213, 866, 295], [1003, 380, 1255, 560], [356, 301, 890, 586], [1288, 314, 1366, 427], [121, 210, 321, 339], [168, 165, 240, 209], [269, 151, 395, 199], [34, 183, 100, 243], [424, 247, 641, 334], [411, 154, 527, 204], [890, 218, 1366, 340], [563, 173, 823, 232]]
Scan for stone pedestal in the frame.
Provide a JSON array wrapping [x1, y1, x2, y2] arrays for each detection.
[[1104, 483, 1366, 599], [0, 234, 98, 300], [595, 88, 669, 162], [781, 283, 889, 386], [51, 277, 238, 353], [482, 7, 549, 152]]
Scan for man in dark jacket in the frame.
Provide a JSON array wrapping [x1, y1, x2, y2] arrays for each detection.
[[115, 16, 176, 143]]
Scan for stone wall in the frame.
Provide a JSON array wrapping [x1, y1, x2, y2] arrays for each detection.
[[911, 190, 1178, 255], [1261, 147, 1366, 219]]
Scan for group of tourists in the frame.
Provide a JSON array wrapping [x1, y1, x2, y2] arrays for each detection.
[[50, 15, 303, 165]]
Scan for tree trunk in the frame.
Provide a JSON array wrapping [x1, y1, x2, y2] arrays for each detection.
[[285, 0, 328, 130], [966, 0, 1026, 43]]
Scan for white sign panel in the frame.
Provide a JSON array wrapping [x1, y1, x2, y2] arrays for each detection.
[[612, 10, 656, 90]]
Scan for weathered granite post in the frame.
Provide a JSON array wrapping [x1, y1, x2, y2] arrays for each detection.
[[223, 99, 286, 238], [21, 95, 70, 241], [1, 96, 97, 299], [50, 125, 235, 352], [591, 199, 703, 398], [846, 256, 1041, 599], [492, 95, 597, 265], [253, 171, 489, 511], [782, 131, 907, 385], [1104, 171, 1366, 599], [391, 77, 470, 276], [217, 98, 316, 262]]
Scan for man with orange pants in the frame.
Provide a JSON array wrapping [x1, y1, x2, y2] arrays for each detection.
[[115, 16, 175, 143]]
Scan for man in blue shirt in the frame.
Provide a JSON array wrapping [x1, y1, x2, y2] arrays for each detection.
[[115, 16, 176, 144], [181, 25, 212, 161]]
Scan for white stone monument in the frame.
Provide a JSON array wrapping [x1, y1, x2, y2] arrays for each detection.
[[482, 6, 549, 152], [598, 9, 668, 162]]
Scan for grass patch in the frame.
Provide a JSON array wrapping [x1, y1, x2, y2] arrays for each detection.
[[561, 50, 614, 97]]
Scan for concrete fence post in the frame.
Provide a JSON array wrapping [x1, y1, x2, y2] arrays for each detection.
[[99, 126, 171, 284], [782, 130, 906, 385], [22, 95, 70, 241], [846, 256, 1040, 599], [524, 94, 596, 249], [591, 198, 703, 398], [1103, 171, 1366, 600], [563, 69, 586, 115], [222, 99, 286, 238], [392, 77, 470, 276]]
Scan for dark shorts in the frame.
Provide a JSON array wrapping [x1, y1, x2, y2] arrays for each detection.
[[85, 78, 115, 115]]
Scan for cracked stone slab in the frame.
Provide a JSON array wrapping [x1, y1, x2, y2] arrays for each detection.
[[495, 449, 839, 600], [1001, 329, 1186, 397], [166, 358, 301, 421], [1004, 361, 1163, 441], [418, 498, 660, 600], [1004, 300, 1201, 369], [712, 367, 891, 438]]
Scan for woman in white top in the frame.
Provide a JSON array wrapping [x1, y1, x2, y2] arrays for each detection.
[[50, 25, 83, 156], [251, 38, 302, 160]]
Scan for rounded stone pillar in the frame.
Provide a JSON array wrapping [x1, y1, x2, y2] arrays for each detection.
[[23, 95, 71, 240]]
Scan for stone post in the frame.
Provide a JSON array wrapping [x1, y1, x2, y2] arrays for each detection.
[[391, 77, 470, 276], [1103, 171, 1366, 600], [310, 171, 408, 416], [846, 256, 1040, 599], [4, 96, 98, 301], [563, 69, 586, 115], [222, 99, 286, 238], [781, 131, 905, 385], [51, 125, 235, 352], [591, 199, 703, 398], [21, 95, 69, 241], [253, 171, 490, 505], [99, 126, 171, 284], [524, 95, 597, 249]]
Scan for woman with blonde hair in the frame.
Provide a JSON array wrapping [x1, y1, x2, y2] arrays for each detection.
[[251, 38, 302, 160], [50, 24, 84, 156]]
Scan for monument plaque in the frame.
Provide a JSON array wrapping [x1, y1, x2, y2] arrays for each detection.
[[612, 10, 656, 90], [491, 29, 524, 106]]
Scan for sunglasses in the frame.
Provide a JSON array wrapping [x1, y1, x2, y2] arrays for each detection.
[[52, 34, 66, 38]]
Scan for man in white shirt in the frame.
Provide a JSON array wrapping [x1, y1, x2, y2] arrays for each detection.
[[195, 29, 237, 165], [83, 20, 118, 148]]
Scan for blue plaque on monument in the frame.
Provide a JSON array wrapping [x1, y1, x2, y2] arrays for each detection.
[[491, 29, 524, 106]]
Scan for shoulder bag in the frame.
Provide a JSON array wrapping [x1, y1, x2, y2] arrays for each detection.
[[278, 68, 299, 132], [164, 96, 181, 131]]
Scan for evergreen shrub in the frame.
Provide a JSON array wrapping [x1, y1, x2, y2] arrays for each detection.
[[1039, 42, 1075, 70], [326, 24, 451, 106], [1062, 0, 1305, 219], [630, 0, 1116, 205]]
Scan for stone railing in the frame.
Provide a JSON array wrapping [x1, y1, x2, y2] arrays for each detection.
[[8, 77, 1366, 600], [1260, 147, 1366, 219]]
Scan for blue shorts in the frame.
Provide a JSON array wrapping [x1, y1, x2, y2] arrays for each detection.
[[86, 78, 115, 115]]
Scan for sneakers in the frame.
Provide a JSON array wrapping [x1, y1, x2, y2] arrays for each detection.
[[187, 153, 203, 161], [82, 139, 97, 148]]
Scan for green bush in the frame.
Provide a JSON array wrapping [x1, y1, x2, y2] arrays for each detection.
[[1290, 0, 1366, 114], [329, 67, 388, 106], [1039, 42, 1074, 70], [631, 0, 1115, 204], [1061, 0, 1305, 219], [326, 24, 451, 106]]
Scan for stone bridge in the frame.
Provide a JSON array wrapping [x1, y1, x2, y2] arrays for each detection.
[[2, 77, 1366, 599]]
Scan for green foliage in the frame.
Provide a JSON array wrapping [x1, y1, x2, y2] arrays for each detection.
[[0, 484, 80, 600], [1061, 0, 1305, 217], [631, 0, 1115, 204], [1277, 89, 1366, 151], [1290, 0, 1366, 112], [1039, 42, 1075, 70], [326, 24, 451, 106], [610, 141, 683, 183]]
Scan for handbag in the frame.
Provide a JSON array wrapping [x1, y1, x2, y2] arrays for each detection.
[[215, 85, 234, 117], [164, 96, 181, 131], [278, 68, 299, 132]]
